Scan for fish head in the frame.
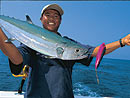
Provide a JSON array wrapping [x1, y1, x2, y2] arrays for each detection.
[[61, 45, 89, 60]]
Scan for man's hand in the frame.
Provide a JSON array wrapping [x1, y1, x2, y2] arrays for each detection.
[[92, 34, 130, 57], [0, 27, 23, 65], [122, 34, 130, 46]]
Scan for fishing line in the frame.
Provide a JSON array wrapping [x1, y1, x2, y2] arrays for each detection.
[[95, 69, 99, 84]]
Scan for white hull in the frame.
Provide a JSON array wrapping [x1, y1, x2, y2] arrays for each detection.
[[0, 91, 108, 98], [0, 91, 24, 98]]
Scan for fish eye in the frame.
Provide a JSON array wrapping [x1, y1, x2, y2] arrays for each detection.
[[75, 49, 80, 52]]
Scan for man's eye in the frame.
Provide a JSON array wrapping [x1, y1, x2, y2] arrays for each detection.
[[45, 14, 50, 16], [54, 15, 59, 18], [55, 15, 58, 18]]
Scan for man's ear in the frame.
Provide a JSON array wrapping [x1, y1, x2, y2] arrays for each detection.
[[40, 15, 43, 20], [59, 18, 62, 24]]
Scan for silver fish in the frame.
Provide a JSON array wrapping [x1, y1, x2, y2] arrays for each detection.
[[0, 15, 90, 60]]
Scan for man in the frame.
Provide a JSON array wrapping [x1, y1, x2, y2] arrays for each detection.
[[0, 4, 130, 98]]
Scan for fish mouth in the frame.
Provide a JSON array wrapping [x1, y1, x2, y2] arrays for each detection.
[[81, 51, 89, 56], [73, 51, 89, 60]]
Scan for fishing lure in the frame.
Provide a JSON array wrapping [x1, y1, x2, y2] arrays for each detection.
[[95, 43, 106, 84]]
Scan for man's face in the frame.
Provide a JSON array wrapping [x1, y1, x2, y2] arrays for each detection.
[[40, 9, 61, 33]]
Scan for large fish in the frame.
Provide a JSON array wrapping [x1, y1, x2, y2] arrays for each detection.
[[0, 15, 91, 60]]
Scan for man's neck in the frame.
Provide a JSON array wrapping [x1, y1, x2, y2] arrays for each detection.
[[55, 32, 61, 36]]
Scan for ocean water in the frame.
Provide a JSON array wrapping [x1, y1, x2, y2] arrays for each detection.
[[0, 50, 130, 98]]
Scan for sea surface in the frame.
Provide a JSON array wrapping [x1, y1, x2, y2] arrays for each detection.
[[0, 50, 130, 98]]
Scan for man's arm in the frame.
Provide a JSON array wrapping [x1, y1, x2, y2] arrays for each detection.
[[0, 28, 23, 65], [91, 34, 130, 57]]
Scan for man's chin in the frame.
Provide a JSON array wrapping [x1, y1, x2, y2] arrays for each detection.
[[47, 28, 57, 32]]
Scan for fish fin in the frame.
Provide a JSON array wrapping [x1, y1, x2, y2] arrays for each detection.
[[26, 15, 33, 24], [44, 55, 55, 59], [5, 38, 16, 43], [56, 47, 64, 58]]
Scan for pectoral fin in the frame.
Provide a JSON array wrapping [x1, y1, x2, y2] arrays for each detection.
[[56, 47, 64, 58], [5, 38, 16, 43]]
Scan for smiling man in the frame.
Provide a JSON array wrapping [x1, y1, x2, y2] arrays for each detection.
[[0, 3, 130, 98], [40, 6, 62, 33]]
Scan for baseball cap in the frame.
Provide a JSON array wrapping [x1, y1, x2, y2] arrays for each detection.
[[41, 4, 64, 16]]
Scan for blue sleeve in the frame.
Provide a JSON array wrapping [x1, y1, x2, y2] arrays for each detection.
[[18, 44, 32, 65], [9, 44, 32, 75]]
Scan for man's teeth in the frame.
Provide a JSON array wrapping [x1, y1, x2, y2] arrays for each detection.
[[49, 23, 54, 25]]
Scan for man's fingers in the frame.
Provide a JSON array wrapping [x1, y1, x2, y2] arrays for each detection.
[[126, 38, 130, 46]]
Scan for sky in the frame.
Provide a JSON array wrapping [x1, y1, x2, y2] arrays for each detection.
[[0, 1, 130, 60]]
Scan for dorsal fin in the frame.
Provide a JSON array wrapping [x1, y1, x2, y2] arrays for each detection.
[[26, 15, 33, 24]]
